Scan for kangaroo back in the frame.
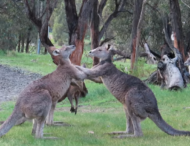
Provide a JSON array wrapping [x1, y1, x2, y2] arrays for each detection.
[[0, 107, 23, 137], [149, 111, 190, 136]]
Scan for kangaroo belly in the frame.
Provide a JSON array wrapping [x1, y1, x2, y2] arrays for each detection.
[[102, 77, 126, 103], [164, 64, 184, 89]]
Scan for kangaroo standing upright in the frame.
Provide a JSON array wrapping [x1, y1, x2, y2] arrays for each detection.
[[76, 45, 190, 138], [0, 45, 86, 138]]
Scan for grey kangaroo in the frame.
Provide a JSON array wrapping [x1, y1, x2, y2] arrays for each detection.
[[76, 44, 190, 138], [6, 80, 88, 126], [58, 80, 88, 114], [0, 45, 86, 138]]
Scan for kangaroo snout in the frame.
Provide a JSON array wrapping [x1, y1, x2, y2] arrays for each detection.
[[88, 51, 94, 57]]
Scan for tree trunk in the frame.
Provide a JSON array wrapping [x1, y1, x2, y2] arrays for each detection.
[[185, 31, 190, 57], [134, 0, 147, 65], [130, 0, 143, 70], [65, 0, 95, 65], [90, 0, 100, 66], [17, 34, 21, 52], [64, 0, 78, 45], [21, 35, 25, 53], [170, 0, 185, 60], [25, 27, 32, 53]]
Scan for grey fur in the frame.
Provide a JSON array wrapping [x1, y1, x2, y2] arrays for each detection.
[[58, 80, 88, 114], [76, 45, 190, 137], [0, 45, 86, 138], [160, 55, 184, 89]]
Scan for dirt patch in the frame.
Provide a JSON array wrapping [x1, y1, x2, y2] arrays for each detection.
[[0, 64, 42, 102], [56, 106, 123, 114]]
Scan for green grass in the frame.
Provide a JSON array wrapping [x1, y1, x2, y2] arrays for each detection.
[[0, 51, 190, 146]]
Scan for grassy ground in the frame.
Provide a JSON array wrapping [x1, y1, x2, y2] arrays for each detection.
[[1, 51, 190, 146]]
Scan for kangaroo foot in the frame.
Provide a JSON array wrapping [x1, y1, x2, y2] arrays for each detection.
[[70, 108, 77, 115], [106, 131, 132, 135], [70, 107, 75, 113]]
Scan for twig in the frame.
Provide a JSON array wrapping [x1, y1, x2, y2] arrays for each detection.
[[181, 0, 190, 9]]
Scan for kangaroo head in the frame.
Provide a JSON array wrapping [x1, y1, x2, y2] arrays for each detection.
[[52, 45, 75, 62], [184, 53, 190, 66], [89, 44, 112, 61], [161, 55, 170, 64]]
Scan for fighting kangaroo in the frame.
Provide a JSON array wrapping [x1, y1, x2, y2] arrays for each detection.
[[0, 45, 86, 138], [6, 80, 88, 126], [76, 44, 190, 138]]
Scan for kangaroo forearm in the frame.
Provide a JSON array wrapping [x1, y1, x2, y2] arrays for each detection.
[[88, 77, 102, 83]]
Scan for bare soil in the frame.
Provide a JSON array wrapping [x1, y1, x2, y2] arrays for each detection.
[[0, 64, 41, 102]]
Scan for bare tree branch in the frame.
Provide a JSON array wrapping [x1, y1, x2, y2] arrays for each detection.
[[98, 0, 108, 18], [24, 0, 58, 62], [100, 37, 115, 46], [98, 0, 127, 41], [181, 0, 190, 9]]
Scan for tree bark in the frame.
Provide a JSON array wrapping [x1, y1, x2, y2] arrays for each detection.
[[25, 27, 32, 53], [17, 34, 21, 52], [90, 0, 125, 65], [130, 0, 143, 70], [170, 0, 185, 60], [21, 35, 25, 53], [91, 0, 100, 66], [134, 0, 147, 64], [64, 0, 95, 65], [64, 0, 78, 45]]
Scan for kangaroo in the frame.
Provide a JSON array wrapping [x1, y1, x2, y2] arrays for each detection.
[[76, 44, 190, 138], [58, 80, 88, 114], [159, 55, 184, 90], [2, 81, 87, 126], [0, 45, 86, 138]]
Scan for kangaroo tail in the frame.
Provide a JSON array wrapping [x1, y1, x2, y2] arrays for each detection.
[[149, 111, 190, 136], [0, 108, 23, 137]]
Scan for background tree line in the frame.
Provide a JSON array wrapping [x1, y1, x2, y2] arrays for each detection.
[[0, 0, 190, 69]]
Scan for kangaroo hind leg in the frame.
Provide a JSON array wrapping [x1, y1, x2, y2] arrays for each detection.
[[114, 93, 148, 138], [108, 105, 134, 135]]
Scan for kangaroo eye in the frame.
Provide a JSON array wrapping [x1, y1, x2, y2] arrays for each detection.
[[99, 49, 102, 51]]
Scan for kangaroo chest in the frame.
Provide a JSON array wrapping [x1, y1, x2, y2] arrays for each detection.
[[48, 75, 71, 101]]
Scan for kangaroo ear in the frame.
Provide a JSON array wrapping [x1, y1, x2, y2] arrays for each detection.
[[105, 44, 111, 50]]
